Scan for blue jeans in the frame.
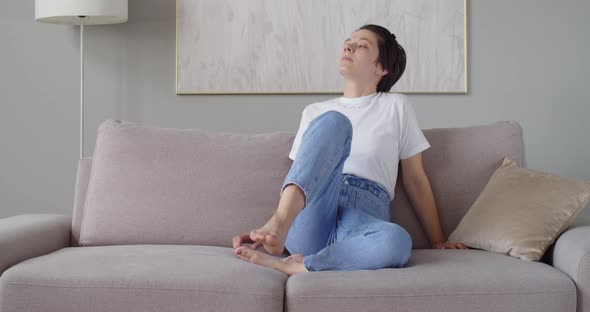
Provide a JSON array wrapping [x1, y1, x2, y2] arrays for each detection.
[[279, 110, 412, 271]]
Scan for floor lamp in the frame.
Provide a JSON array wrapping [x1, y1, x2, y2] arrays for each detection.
[[35, 0, 128, 159]]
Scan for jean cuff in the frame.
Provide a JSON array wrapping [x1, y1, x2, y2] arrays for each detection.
[[303, 255, 315, 271], [280, 179, 308, 207]]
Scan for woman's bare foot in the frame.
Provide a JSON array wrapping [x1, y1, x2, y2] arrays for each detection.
[[235, 246, 308, 276], [249, 214, 290, 256]]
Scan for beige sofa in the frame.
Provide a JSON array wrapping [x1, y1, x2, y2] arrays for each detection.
[[0, 119, 588, 312]]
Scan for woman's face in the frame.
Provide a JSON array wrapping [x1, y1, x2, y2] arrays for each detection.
[[338, 29, 387, 80]]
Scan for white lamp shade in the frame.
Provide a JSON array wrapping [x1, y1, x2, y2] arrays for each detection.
[[35, 0, 128, 25]]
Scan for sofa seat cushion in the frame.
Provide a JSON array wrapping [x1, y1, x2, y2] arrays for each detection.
[[0, 245, 287, 312], [285, 249, 576, 312]]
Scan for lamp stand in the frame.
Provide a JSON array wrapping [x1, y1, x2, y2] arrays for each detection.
[[36, 2, 128, 161], [80, 22, 84, 159]]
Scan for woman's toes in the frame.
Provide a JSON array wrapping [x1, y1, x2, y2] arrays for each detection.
[[235, 247, 307, 275], [247, 225, 287, 256], [236, 247, 255, 261], [250, 230, 263, 241], [238, 247, 251, 258], [252, 231, 274, 244], [235, 247, 249, 261], [236, 247, 275, 266]]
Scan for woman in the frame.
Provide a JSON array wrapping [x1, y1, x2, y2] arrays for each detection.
[[232, 24, 467, 276]]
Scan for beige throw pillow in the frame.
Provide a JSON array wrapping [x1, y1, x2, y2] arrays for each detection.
[[447, 157, 590, 261]]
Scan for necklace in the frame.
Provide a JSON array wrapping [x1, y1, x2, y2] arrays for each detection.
[[337, 92, 380, 109]]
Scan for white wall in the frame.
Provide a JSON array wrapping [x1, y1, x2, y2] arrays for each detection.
[[1, 0, 589, 224]]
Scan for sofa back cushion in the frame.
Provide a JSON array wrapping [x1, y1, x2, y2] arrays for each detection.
[[73, 119, 525, 249], [391, 120, 526, 248], [78, 119, 293, 247]]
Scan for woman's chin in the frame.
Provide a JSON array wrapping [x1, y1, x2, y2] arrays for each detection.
[[338, 67, 354, 78], [338, 71, 358, 80]]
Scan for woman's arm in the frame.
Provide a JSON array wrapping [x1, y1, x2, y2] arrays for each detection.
[[400, 152, 468, 249]]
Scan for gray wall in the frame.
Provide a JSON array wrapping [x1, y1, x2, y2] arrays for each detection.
[[1, 0, 589, 225]]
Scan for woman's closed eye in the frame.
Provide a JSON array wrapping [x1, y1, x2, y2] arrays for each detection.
[[343, 45, 366, 51]]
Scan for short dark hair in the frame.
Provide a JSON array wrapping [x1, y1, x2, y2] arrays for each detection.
[[356, 24, 406, 92]]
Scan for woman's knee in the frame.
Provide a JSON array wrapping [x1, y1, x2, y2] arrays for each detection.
[[377, 223, 413, 267], [312, 111, 353, 137]]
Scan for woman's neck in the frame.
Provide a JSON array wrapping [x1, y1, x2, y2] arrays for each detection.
[[342, 80, 378, 98]]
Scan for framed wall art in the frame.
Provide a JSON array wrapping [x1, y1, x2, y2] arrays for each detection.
[[176, 0, 467, 94]]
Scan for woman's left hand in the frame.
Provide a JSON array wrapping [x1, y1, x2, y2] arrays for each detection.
[[433, 241, 469, 249]]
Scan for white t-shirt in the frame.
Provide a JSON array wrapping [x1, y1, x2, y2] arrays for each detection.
[[288, 91, 431, 201]]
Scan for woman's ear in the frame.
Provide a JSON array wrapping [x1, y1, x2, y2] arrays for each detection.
[[376, 64, 389, 77]]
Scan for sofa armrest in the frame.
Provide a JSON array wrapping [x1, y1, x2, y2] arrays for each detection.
[[551, 224, 590, 312], [0, 214, 71, 275]]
